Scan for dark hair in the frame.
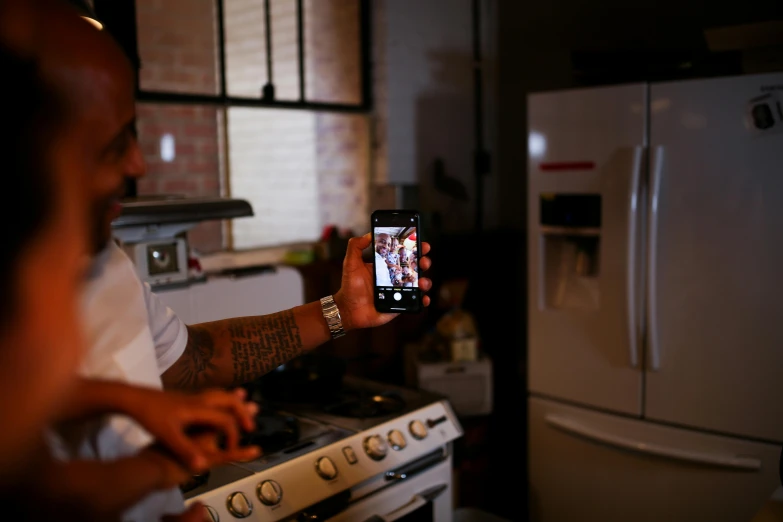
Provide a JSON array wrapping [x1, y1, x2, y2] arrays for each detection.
[[0, 44, 62, 327]]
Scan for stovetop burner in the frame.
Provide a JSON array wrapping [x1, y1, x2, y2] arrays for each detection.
[[322, 389, 406, 419], [179, 377, 454, 499], [180, 413, 301, 495], [240, 413, 300, 454]]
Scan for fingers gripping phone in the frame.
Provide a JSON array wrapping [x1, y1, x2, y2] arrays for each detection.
[[372, 210, 423, 313]]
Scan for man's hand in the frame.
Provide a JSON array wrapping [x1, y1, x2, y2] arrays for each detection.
[[333, 234, 432, 330], [129, 387, 259, 473], [142, 430, 261, 491]]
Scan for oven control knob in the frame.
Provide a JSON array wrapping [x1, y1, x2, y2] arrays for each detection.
[[226, 492, 253, 518], [409, 420, 428, 440], [388, 429, 407, 450], [257, 479, 283, 506], [363, 434, 388, 460], [315, 456, 339, 480], [203, 506, 219, 522]]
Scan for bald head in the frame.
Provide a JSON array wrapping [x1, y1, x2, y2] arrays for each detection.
[[37, 0, 135, 114], [375, 233, 391, 257], [10, 0, 146, 253]]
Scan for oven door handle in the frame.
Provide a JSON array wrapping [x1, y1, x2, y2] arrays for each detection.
[[363, 484, 448, 522], [384, 448, 446, 482]]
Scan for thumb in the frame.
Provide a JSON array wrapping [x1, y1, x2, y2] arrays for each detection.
[[344, 234, 371, 265], [167, 431, 207, 472]]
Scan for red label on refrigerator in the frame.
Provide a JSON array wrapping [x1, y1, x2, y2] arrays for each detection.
[[539, 161, 595, 171]]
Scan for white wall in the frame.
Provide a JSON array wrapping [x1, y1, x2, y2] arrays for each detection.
[[375, 0, 498, 232]]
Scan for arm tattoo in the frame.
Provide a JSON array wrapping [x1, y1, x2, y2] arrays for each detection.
[[176, 325, 218, 390], [228, 310, 303, 385]]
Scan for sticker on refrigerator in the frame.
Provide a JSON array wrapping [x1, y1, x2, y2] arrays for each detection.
[[746, 92, 783, 137]]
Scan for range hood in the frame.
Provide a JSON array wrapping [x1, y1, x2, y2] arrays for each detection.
[[111, 195, 253, 244], [112, 195, 253, 229]]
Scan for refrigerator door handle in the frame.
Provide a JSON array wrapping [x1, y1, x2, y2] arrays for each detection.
[[545, 414, 761, 471], [647, 146, 664, 370], [627, 146, 645, 368]]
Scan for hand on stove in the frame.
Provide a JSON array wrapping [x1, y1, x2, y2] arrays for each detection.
[[143, 431, 261, 489], [334, 234, 432, 329], [128, 387, 260, 473], [138, 445, 196, 490]]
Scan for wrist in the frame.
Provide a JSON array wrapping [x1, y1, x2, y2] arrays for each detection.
[[136, 448, 168, 490], [330, 292, 353, 333], [108, 381, 146, 418]]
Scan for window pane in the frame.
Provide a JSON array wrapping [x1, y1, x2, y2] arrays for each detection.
[[304, 0, 361, 104], [136, 103, 226, 253], [227, 108, 319, 248], [314, 113, 369, 232], [228, 109, 369, 249], [136, 0, 220, 95], [224, 0, 267, 98], [225, 0, 299, 100], [225, 0, 362, 104]]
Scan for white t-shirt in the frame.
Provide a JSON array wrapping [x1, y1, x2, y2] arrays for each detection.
[[374, 250, 393, 286], [72, 241, 189, 521]]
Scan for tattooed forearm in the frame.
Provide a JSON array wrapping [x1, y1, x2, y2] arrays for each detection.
[[162, 307, 312, 391], [228, 310, 303, 384], [170, 325, 219, 391]]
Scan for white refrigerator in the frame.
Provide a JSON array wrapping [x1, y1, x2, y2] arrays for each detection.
[[527, 72, 783, 522]]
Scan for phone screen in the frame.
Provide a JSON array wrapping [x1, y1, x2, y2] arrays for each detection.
[[372, 209, 422, 313]]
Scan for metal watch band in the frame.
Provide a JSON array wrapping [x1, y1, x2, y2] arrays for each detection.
[[320, 295, 346, 339]]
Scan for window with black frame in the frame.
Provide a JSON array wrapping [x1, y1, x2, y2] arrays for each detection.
[[98, 0, 372, 253]]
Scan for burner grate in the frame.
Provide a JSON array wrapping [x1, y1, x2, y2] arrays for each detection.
[[323, 390, 406, 419], [240, 413, 300, 454]]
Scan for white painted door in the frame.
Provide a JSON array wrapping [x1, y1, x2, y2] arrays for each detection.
[[527, 83, 647, 415], [645, 72, 783, 442]]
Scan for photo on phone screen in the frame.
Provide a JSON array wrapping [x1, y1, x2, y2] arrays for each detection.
[[372, 210, 422, 313]]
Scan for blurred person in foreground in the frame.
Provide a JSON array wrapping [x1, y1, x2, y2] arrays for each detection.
[[0, 3, 260, 521], [27, 0, 434, 519]]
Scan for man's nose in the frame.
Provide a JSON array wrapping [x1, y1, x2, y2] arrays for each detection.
[[125, 140, 147, 179]]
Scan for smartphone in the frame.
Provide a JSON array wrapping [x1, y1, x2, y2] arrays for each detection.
[[371, 209, 423, 313]]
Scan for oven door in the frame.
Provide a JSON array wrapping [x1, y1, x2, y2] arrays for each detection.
[[326, 458, 454, 522]]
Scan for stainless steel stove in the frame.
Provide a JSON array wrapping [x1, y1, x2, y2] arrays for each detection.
[[184, 376, 463, 521]]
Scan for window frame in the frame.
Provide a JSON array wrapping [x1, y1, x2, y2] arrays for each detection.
[[94, 0, 374, 232], [129, 0, 373, 113]]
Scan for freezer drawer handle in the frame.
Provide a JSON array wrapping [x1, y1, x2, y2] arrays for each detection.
[[362, 484, 448, 522], [545, 414, 761, 471]]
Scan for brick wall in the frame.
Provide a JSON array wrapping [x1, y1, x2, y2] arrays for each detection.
[[135, 0, 224, 253], [136, 0, 370, 251], [135, 103, 225, 252], [308, 0, 369, 235]]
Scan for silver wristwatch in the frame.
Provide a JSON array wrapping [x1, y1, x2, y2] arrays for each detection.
[[320, 295, 346, 339]]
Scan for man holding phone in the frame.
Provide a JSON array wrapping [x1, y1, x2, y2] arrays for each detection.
[[31, 1, 434, 519], [374, 232, 395, 287]]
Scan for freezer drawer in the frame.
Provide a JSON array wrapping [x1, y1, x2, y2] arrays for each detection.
[[529, 397, 781, 522]]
